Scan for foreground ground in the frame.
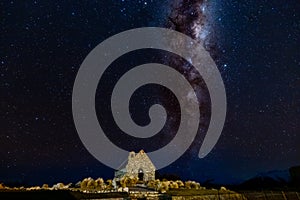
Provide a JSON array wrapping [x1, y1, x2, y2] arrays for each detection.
[[0, 188, 299, 200]]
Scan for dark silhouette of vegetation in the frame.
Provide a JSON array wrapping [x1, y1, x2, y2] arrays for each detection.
[[232, 166, 300, 191], [237, 176, 288, 190], [290, 166, 300, 187], [155, 172, 181, 181]]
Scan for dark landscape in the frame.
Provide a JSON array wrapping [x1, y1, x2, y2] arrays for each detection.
[[0, 165, 299, 199]]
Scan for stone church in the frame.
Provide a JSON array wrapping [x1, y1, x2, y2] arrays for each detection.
[[114, 150, 156, 182]]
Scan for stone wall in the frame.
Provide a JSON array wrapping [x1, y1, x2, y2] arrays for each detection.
[[171, 194, 246, 200], [128, 192, 246, 200], [126, 150, 156, 182]]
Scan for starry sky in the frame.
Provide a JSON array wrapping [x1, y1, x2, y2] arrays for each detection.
[[1, 0, 300, 186]]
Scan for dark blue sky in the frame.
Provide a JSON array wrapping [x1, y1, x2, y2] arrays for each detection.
[[0, 0, 299, 186]]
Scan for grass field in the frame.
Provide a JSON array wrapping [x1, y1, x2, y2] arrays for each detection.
[[167, 188, 236, 196], [0, 189, 129, 200]]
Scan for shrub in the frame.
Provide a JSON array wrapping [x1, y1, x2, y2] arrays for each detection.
[[42, 184, 49, 189], [95, 178, 105, 190], [185, 181, 200, 189], [81, 177, 94, 189], [80, 178, 88, 189], [169, 181, 179, 189], [158, 181, 169, 193], [176, 180, 184, 188], [87, 179, 96, 189], [106, 179, 113, 190]]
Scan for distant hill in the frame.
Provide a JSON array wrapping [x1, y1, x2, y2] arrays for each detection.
[[257, 169, 290, 182], [237, 169, 290, 190]]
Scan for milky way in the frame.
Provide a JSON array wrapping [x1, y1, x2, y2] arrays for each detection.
[[162, 0, 214, 155], [168, 0, 209, 43]]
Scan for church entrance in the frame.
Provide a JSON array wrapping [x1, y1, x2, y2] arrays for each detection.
[[138, 169, 144, 181]]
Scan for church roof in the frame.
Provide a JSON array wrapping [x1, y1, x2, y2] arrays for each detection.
[[115, 150, 156, 173], [116, 158, 128, 171]]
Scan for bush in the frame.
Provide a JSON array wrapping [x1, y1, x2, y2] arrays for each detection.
[[147, 179, 161, 190], [81, 177, 95, 189], [80, 178, 88, 189], [119, 176, 138, 188], [106, 179, 113, 190], [176, 180, 184, 188], [87, 179, 96, 189], [169, 181, 179, 189], [95, 178, 106, 190], [185, 181, 191, 189], [185, 181, 200, 189], [42, 184, 49, 189], [158, 181, 169, 193], [53, 183, 65, 189], [220, 186, 227, 191]]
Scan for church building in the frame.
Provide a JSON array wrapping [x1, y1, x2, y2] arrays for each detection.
[[114, 150, 156, 182]]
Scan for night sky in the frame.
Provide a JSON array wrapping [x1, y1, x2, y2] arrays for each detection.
[[1, 0, 300, 186]]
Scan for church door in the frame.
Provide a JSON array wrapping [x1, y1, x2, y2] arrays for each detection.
[[138, 169, 144, 181]]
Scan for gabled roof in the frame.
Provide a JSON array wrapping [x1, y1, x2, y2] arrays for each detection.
[[115, 150, 156, 173], [116, 158, 128, 172]]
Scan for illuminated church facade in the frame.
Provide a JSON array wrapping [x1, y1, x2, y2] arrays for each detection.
[[114, 150, 156, 182]]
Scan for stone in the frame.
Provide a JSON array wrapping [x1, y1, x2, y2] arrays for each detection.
[[115, 150, 156, 182]]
